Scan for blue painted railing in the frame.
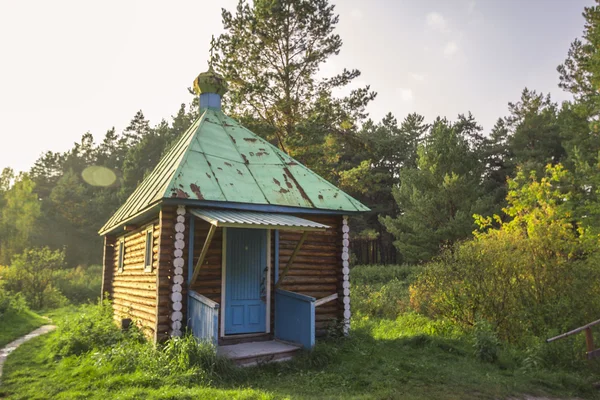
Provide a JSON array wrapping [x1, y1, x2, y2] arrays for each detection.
[[274, 289, 315, 349], [188, 290, 219, 345]]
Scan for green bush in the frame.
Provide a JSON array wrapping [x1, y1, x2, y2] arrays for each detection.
[[50, 299, 136, 357], [2, 247, 69, 310], [350, 264, 418, 320], [350, 264, 417, 285], [0, 289, 27, 317], [410, 165, 600, 343], [352, 279, 410, 319], [54, 264, 102, 304], [473, 321, 500, 363]]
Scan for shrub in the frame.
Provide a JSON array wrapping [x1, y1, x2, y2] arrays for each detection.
[[350, 264, 417, 285], [50, 299, 137, 357], [54, 264, 102, 304], [2, 247, 68, 310], [473, 321, 500, 363], [0, 289, 27, 317], [410, 165, 600, 343], [352, 279, 410, 319]]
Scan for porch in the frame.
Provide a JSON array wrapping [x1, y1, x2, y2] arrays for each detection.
[[184, 209, 344, 356]]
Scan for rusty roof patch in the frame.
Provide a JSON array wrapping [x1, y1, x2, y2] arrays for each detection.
[[190, 183, 204, 199], [171, 188, 190, 198]]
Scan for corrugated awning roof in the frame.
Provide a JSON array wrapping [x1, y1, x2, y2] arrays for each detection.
[[190, 209, 329, 231]]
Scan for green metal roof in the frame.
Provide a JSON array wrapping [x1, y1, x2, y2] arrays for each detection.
[[99, 108, 369, 235], [190, 209, 329, 231]]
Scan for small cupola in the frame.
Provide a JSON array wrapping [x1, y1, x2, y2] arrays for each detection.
[[193, 67, 228, 111]]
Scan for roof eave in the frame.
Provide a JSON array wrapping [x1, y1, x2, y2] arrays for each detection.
[[98, 202, 162, 236], [162, 198, 369, 215]]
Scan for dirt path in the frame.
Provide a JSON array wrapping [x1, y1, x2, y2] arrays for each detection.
[[0, 325, 56, 381]]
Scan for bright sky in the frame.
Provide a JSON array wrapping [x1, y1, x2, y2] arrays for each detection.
[[0, 0, 592, 173]]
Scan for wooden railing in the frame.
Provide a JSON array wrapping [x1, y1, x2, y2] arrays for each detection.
[[274, 290, 339, 349], [188, 290, 219, 346], [546, 318, 600, 359], [274, 289, 316, 348]]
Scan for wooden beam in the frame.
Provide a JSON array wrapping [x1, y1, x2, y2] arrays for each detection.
[[314, 293, 338, 307], [275, 231, 308, 289], [586, 327, 595, 354], [190, 224, 217, 286], [547, 317, 600, 342]]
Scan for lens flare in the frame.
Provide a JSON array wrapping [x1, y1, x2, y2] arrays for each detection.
[[81, 166, 117, 187]]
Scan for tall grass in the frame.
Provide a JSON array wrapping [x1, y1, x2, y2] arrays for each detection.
[[49, 300, 238, 386]]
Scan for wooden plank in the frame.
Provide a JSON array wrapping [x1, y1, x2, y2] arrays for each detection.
[[275, 231, 308, 289], [190, 224, 217, 286], [314, 293, 338, 307]]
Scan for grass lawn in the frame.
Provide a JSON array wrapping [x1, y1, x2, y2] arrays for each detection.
[[2, 266, 600, 399], [1, 314, 600, 400], [0, 309, 47, 348]]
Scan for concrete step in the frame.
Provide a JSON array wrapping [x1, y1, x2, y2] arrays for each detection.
[[217, 340, 301, 366]]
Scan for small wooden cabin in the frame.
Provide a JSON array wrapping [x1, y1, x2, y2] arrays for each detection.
[[99, 68, 368, 360]]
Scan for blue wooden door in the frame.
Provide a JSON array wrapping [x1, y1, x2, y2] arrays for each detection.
[[225, 228, 267, 334]]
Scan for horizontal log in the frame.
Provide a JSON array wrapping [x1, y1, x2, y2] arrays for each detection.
[[316, 321, 336, 329], [316, 313, 338, 322], [195, 287, 221, 294], [112, 273, 157, 281], [112, 286, 157, 299], [113, 304, 156, 324], [280, 276, 337, 284], [284, 269, 337, 277], [279, 255, 338, 263], [279, 249, 335, 258], [278, 242, 337, 251], [113, 285, 156, 294], [279, 284, 337, 292], [316, 305, 338, 314], [112, 292, 156, 308]]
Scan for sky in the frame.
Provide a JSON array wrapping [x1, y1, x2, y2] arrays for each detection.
[[0, 0, 593, 173]]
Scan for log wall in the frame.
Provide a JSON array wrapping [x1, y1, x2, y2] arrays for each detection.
[[109, 219, 160, 338]]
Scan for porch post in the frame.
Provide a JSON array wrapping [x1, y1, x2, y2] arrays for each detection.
[[170, 205, 186, 337], [342, 216, 350, 336]]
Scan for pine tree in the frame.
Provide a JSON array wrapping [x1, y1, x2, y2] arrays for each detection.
[[381, 117, 494, 263], [214, 0, 375, 166]]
